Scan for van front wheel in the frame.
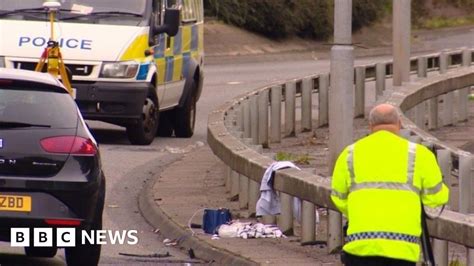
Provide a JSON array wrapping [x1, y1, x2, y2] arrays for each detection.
[[127, 95, 159, 145], [174, 87, 196, 138]]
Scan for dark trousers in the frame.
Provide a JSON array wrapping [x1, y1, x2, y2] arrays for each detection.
[[344, 252, 416, 266]]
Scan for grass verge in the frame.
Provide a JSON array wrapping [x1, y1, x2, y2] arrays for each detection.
[[418, 16, 474, 29]]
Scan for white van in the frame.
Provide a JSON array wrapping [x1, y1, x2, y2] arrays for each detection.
[[0, 0, 204, 145]]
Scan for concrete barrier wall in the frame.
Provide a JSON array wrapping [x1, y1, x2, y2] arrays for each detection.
[[208, 49, 474, 253]]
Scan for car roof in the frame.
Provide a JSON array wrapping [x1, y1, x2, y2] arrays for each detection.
[[0, 68, 66, 89]]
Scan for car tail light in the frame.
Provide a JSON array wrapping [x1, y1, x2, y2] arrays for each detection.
[[40, 136, 97, 155], [45, 219, 81, 226], [0, 79, 13, 85]]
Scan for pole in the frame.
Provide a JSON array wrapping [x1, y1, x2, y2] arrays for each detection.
[[328, 0, 354, 253], [393, 0, 411, 86]]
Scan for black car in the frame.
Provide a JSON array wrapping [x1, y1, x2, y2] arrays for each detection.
[[0, 68, 105, 266]]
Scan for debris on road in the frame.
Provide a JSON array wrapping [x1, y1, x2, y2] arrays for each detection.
[[118, 251, 171, 258], [163, 238, 179, 246], [165, 141, 206, 154]]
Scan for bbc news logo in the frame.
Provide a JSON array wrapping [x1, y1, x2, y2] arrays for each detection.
[[11, 228, 138, 247]]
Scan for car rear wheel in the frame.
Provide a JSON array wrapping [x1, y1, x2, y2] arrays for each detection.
[[126, 94, 159, 145], [65, 176, 105, 266], [65, 213, 102, 266], [24, 247, 57, 258], [174, 81, 196, 138]]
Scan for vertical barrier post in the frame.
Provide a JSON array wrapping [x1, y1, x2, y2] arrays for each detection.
[[239, 103, 245, 132], [440, 92, 454, 127], [463, 49, 472, 67], [230, 170, 240, 199], [225, 165, 232, 192], [440, 51, 448, 74], [248, 179, 259, 216], [405, 108, 414, 122], [439, 51, 454, 126], [375, 63, 386, 98], [234, 108, 241, 132], [432, 237, 448, 266], [285, 82, 296, 137], [459, 155, 474, 214], [355, 66, 366, 118], [428, 98, 438, 130], [459, 154, 474, 266], [433, 149, 451, 265], [414, 104, 425, 129], [239, 174, 249, 209], [301, 78, 313, 132], [460, 49, 471, 123], [319, 74, 329, 127], [417, 56, 428, 78], [458, 87, 469, 122], [301, 200, 315, 244], [258, 90, 269, 148], [271, 86, 282, 143], [279, 193, 294, 235], [259, 156, 277, 224], [250, 95, 258, 144], [468, 249, 474, 266], [243, 99, 251, 138], [437, 149, 454, 210]]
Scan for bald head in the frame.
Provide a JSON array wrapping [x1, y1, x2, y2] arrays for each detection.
[[369, 104, 401, 134]]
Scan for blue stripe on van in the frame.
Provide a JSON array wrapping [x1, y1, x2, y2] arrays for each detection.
[[191, 25, 198, 51], [154, 34, 166, 58], [182, 52, 191, 78], [137, 64, 149, 80], [173, 29, 182, 55], [165, 57, 174, 82]]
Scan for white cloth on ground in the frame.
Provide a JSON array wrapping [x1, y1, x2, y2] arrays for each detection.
[[256, 161, 300, 216], [217, 221, 285, 239]]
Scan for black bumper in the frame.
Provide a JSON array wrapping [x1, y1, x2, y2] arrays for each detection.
[[74, 81, 149, 125], [0, 157, 104, 230]]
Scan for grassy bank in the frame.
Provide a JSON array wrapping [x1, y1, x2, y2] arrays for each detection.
[[204, 0, 474, 40]]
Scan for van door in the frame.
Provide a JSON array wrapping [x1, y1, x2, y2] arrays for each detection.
[[160, 0, 185, 110], [151, 0, 166, 106]]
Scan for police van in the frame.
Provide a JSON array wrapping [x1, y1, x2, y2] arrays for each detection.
[[0, 0, 204, 145]]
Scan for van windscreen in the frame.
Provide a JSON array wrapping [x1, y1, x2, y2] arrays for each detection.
[[0, 0, 147, 25]]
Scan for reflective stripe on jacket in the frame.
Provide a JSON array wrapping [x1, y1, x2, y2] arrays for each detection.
[[330, 130, 449, 262]]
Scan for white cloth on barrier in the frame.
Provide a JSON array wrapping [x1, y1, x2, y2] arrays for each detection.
[[256, 161, 300, 216]]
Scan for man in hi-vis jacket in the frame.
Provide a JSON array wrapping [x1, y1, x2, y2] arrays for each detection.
[[331, 103, 449, 266]]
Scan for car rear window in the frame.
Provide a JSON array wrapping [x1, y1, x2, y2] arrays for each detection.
[[0, 86, 78, 128]]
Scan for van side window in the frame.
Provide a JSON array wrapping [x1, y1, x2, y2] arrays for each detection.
[[166, 0, 181, 8], [195, 0, 204, 22], [152, 0, 163, 26], [182, 0, 197, 23], [152, 0, 163, 27]]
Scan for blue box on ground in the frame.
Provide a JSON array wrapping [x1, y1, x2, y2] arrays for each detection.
[[203, 208, 231, 234]]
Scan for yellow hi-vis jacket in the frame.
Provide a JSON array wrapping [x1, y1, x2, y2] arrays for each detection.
[[331, 130, 449, 262]]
